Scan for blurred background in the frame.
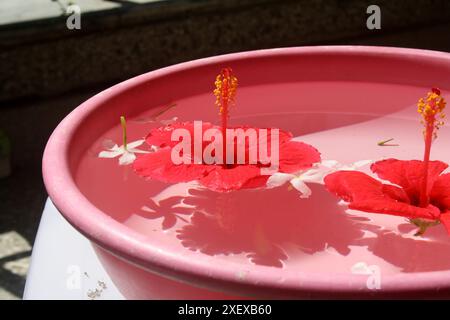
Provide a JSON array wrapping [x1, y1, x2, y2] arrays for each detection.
[[0, 0, 449, 299]]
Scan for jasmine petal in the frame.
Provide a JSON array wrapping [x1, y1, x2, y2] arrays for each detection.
[[98, 139, 151, 166]]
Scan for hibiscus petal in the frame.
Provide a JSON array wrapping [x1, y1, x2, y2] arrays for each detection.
[[278, 141, 321, 173], [145, 122, 214, 148], [199, 165, 264, 192], [137, 121, 321, 192], [262, 127, 294, 146], [324, 171, 440, 220], [241, 174, 270, 189], [348, 200, 440, 221], [266, 172, 295, 188], [381, 184, 410, 203], [219, 126, 294, 165], [133, 148, 213, 183], [371, 159, 448, 203], [232, 126, 293, 147], [325, 171, 383, 203], [431, 173, 450, 211]]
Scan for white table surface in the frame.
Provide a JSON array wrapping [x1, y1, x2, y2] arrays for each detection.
[[23, 199, 123, 300]]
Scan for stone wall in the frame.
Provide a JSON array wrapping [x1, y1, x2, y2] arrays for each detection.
[[1, 0, 450, 103]]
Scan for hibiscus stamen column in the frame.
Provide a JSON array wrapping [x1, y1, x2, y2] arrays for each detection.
[[214, 68, 238, 165], [417, 88, 446, 207]]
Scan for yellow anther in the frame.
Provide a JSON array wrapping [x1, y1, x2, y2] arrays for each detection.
[[418, 88, 446, 137], [213, 68, 238, 116]]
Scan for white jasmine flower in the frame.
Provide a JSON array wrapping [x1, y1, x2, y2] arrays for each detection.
[[267, 166, 326, 198], [98, 115, 154, 165], [98, 139, 151, 165], [266, 160, 373, 198]]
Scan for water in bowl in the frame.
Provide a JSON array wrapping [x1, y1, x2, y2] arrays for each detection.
[[75, 81, 450, 276]]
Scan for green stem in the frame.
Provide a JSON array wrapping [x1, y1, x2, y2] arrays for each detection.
[[120, 116, 127, 150], [377, 138, 399, 147], [411, 218, 440, 236]]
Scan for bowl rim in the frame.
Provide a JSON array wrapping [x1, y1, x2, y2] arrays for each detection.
[[43, 46, 450, 297]]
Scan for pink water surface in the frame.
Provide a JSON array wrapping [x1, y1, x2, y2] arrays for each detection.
[[75, 80, 450, 278]]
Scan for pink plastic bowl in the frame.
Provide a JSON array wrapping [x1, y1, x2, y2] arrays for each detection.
[[43, 46, 450, 299]]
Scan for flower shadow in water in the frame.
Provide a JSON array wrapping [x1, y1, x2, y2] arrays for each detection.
[[139, 196, 193, 230], [176, 184, 365, 268], [353, 223, 450, 273], [135, 183, 450, 272]]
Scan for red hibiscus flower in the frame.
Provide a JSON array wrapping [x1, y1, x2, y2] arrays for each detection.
[[133, 121, 320, 192], [325, 88, 448, 236], [133, 67, 320, 192], [325, 159, 450, 234]]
